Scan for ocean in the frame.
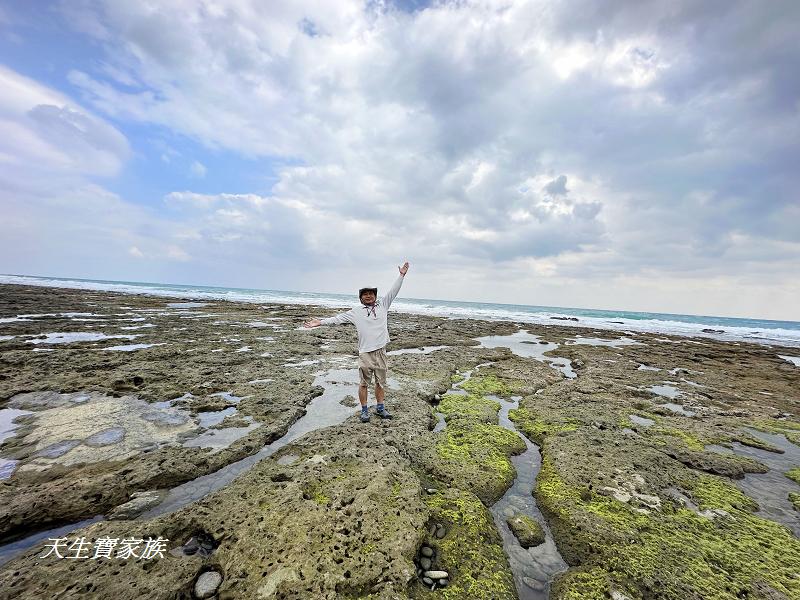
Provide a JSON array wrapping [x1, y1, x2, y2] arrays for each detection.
[[1, 274, 799, 348]]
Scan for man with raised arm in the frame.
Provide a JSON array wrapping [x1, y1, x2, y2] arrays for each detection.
[[304, 261, 410, 423]]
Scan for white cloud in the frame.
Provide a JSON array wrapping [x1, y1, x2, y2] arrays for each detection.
[[0, 65, 129, 191], [0, 1, 798, 318], [189, 160, 206, 178]]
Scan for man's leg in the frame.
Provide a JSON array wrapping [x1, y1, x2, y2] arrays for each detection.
[[375, 381, 392, 419], [374, 383, 384, 405], [359, 384, 369, 408]]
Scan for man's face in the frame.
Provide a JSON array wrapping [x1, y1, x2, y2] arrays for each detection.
[[360, 291, 376, 305]]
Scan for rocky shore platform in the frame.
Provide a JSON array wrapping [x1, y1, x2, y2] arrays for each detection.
[[1, 283, 799, 599]]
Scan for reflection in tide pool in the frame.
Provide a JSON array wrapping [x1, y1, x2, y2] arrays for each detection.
[[476, 330, 576, 379], [707, 428, 800, 535]]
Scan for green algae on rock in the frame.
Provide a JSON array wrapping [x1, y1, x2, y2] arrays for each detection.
[[786, 467, 800, 485], [430, 374, 526, 504], [417, 489, 516, 600], [540, 448, 800, 599], [505, 514, 545, 548], [508, 407, 578, 445], [438, 392, 500, 424]]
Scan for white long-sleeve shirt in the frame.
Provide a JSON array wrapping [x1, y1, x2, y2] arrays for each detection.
[[319, 274, 405, 353]]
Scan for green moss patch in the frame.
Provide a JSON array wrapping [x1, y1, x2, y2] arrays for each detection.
[[537, 459, 800, 599], [509, 407, 578, 445], [785, 468, 800, 485], [651, 426, 706, 451], [551, 567, 612, 600], [460, 373, 513, 397], [420, 489, 516, 600], [438, 393, 500, 423], [435, 421, 525, 503]]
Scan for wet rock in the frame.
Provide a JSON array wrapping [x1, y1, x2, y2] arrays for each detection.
[[663, 446, 768, 478], [699, 508, 732, 521], [194, 570, 223, 599], [506, 515, 545, 548], [107, 490, 165, 520], [435, 524, 446, 538], [424, 570, 448, 579], [422, 577, 433, 585], [420, 545, 434, 557], [85, 427, 126, 446], [524, 577, 545, 591], [598, 486, 631, 503], [183, 537, 200, 556], [438, 578, 449, 588], [339, 395, 358, 407], [34, 439, 80, 458]]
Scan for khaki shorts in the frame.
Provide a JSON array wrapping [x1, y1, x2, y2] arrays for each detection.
[[359, 348, 388, 388]]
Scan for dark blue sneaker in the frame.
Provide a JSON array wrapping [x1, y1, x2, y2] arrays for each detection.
[[376, 405, 393, 419], [360, 409, 370, 423]]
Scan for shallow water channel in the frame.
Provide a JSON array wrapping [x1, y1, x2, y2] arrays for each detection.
[[489, 394, 569, 599], [439, 365, 567, 598], [707, 428, 800, 536]]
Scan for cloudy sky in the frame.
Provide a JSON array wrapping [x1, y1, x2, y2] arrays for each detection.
[[1, 1, 798, 320]]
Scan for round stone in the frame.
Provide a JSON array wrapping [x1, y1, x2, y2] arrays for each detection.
[[420, 546, 434, 557], [439, 579, 449, 588], [420, 557, 432, 570], [435, 525, 446, 539], [424, 570, 448, 579], [194, 570, 223, 599], [422, 577, 433, 586]]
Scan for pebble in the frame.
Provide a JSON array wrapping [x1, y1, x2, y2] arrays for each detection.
[[420, 546, 434, 557], [183, 537, 199, 555], [422, 577, 433, 585], [420, 557, 432, 570], [428, 523, 437, 536], [523, 577, 545, 591], [424, 570, 448, 579], [439, 578, 449, 588], [435, 524, 446, 539], [425, 488, 438, 494], [194, 570, 223, 599]]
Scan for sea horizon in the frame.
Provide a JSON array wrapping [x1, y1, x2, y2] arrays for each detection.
[[2, 273, 799, 348]]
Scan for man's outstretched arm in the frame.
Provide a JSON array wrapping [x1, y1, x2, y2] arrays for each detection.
[[383, 261, 409, 308], [303, 310, 354, 328]]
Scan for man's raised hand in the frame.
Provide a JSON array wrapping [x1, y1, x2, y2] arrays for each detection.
[[399, 261, 410, 276], [303, 318, 321, 328]]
